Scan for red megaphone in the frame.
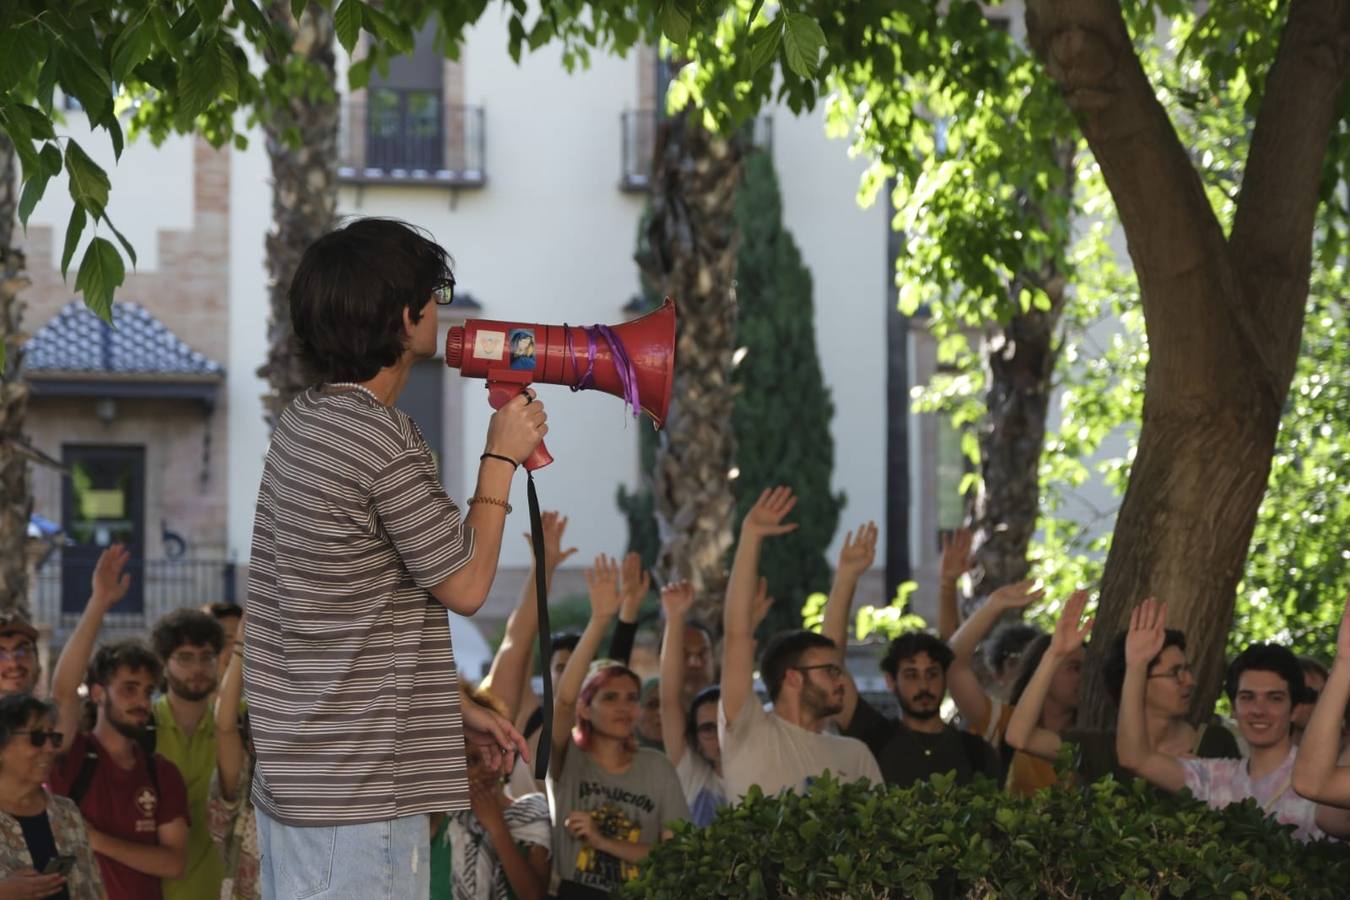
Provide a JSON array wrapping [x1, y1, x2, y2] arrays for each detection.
[[444, 297, 676, 471]]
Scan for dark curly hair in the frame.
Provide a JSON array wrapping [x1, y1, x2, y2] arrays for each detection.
[[0, 694, 51, 747], [880, 631, 954, 678], [1226, 643, 1311, 706], [290, 217, 454, 384], [151, 608, 224, 660], [88, 639, 163, 687]]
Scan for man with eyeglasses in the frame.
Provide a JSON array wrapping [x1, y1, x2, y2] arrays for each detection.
[[50, 640, 190, 899], [150, 608, 227, 900], [719, 487, 881, 801], [1005, 592, 1240, 783], [0, 612, 42, 698]]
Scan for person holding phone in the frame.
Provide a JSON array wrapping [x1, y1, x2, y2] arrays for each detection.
[[0, 694, 103, 899]]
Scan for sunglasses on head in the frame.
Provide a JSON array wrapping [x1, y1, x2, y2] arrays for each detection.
[[16, 730, 62, 748]]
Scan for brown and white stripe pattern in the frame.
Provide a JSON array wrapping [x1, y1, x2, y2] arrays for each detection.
[[245, 388, 475, 826]]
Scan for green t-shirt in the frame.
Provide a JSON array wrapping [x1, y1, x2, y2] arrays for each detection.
[[154, 695, 225, 900]]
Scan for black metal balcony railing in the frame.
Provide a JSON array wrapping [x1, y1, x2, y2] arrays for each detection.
[[620, 110, 774, 191], [31, 552, 237, 643], [339, 91, 486, 186]]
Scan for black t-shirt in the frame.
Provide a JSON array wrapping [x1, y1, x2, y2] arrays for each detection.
[[16, 811, 70, 900], [845, 695, 1000, 788]]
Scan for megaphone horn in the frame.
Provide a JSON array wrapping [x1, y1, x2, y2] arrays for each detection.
[[444, 297, 677, 471]]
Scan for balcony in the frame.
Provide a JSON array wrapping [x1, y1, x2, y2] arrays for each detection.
[[620, 110, 773, 192], [339, 89, 486, 187], [31, 551, 238, 645]]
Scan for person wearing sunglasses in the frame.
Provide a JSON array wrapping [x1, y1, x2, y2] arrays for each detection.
[[0, 694, 104, 899]]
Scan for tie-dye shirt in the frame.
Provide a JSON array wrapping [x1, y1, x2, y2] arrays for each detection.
[[1179, 746, 1322, 842]]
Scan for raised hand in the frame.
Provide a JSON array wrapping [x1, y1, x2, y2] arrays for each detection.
[[837, 522, 878, 581], [939, 527, 975, 582], [742, 486, 799, 540], [90, 543, 132, 610], [1124, 597, 1167, 668], [522, 511, 577, 571], [989, 579, 1045, 613], [661, 581, 696, 621], [619, 551, 652, 613], [585, 554, 622, 620], [1049, 589, 1093, 658], [750, 577, 775, 629]]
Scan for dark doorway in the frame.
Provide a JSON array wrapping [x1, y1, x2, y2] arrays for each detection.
[[62, 446, 145, 614]]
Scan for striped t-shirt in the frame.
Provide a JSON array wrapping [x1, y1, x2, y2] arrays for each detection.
[[245, 386, 476, 826]]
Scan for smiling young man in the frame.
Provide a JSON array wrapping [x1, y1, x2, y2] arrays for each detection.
[[1117, 599, 1350, 842], [0, 613, 41, 699]]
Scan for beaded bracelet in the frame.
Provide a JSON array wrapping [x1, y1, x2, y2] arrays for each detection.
[[469, 495, 513, 514]]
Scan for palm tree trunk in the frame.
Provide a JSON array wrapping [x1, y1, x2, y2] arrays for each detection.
[[637, 112, 744, 627], [0, 133, 34, 615], [256, 1, 339, 428]]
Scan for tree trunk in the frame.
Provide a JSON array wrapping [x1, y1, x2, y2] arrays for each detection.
[[256, 1, 339, 429], [0, 134, 33, 616], [1025, 0, 1350, 726], [637, 112, 744, 628], [969, 140, 1077, 602]]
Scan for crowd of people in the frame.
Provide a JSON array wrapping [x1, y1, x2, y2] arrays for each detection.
[[3, 219, 1343, 900]]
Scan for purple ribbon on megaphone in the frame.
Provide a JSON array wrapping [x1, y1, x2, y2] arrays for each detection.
[[563, 323, 642, 418]]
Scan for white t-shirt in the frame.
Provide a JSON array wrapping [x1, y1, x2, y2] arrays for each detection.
[[675, 751, 726, 826], [719, 697, 882, 801], [1180, 746, 1323, 842]]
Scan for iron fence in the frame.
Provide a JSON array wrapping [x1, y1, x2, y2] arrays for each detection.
[[339, 91, 486, 185]]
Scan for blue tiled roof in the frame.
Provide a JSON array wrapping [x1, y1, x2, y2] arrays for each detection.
[[24, 301, 224, 378]]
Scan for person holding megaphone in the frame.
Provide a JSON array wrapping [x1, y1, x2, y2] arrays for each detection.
[[243, 218, 543, 900]]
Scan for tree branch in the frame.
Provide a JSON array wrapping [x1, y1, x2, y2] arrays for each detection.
[[1023, 1, 1229, 345], [1229, 0, 1350, 368]]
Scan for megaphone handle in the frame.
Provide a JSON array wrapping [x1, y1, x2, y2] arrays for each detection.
[[486, 379, 554, 472]]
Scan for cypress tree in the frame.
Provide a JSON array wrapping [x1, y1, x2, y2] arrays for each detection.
[[730, 150, 843, 635]]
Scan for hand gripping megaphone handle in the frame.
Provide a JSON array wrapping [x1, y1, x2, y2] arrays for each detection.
[[486, 373, 554, 472]]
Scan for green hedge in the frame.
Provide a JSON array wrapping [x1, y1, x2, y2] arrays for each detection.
[[622, 768, 1350, 899]]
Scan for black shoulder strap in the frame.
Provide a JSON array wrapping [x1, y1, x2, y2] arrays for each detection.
[[67, 747, 100, 806], [960, 730, 994, 776], [137, 725, 161, 799]]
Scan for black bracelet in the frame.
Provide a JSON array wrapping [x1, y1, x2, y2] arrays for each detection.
[[480, 452, 519, 470]]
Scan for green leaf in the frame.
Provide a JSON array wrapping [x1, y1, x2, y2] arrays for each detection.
[[782, 12, 826, 78], [111, 15, 156, 83], [64, 141, 111, 217], [659, 0, 691, 45], [217, 41, 240, 98], [348, 58, 372, 90], [195, 0, 226, 23], [748, 23, 783, 75], [57, 46, 113, 120], [61, 206, 88, 278], [290, 0, 308, 20], [178, 39, 224, 121], [75, 237, 125, 322], [101, 212, 139, 269], [363, 5, 413, 54], [232, 0, 270, 34], [334, 0, 363, 54], [38, 144, 63, 178], [106, 114, 124, 160], [18, 173, 52, 229], [12, 105, 56, 142], [0, 30, 40, 91]]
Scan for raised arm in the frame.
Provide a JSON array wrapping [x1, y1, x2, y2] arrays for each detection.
[[722, 487, 798, 724], [1006, 590, 1090, 760], [550, 555, 621, 778], [946, 579, 1044, 732], [937, 528, 974, 640], [659, 581, 696, 766], [822, 523, 877, 731], [482, 512, 574, 720], [608, 552, 651, 666], [52, 545, 131, 753], [1116, 599, 1186, 793], [215, 612, 247, 802], [1295, 592, 1350, 806]]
